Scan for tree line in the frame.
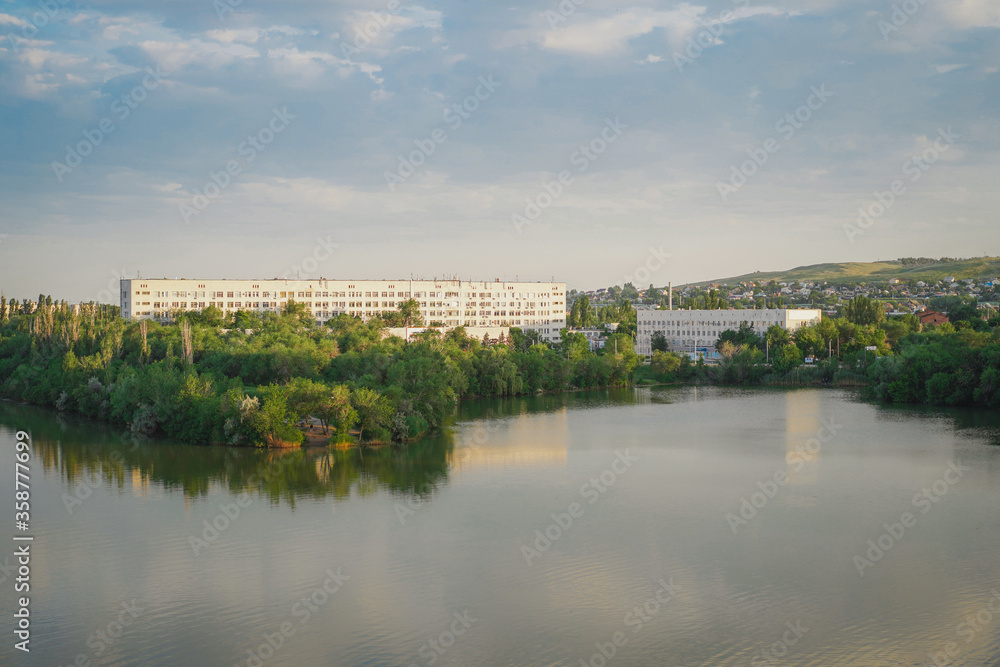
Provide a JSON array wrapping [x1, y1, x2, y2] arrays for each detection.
[[0, 298, 639, 447], [639, 294, 1000, 406]]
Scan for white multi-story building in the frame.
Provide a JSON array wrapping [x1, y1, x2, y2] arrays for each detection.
[[120, 278, 567, 342], [636, 308, 822, 359]]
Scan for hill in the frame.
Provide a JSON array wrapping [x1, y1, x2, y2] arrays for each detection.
[[682, 257, 1000, 288]]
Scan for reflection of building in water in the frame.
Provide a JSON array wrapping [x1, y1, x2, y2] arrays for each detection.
[[131, 468, 150, 497], [449, 408, 569, 477], [784, 390, 823, 490]]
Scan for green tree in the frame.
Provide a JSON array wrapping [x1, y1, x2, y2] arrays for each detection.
[[251, 384, 304, 447], [772, 343, 803, 374], [764, 324, 790, 349], [842, 295, 886, 326], [350, 387, 394, 442], [650, 350, 682, 377], [577, 295, 592, 327], [650, 331, 668, 352], [323, 385, 357, 437], [620, 283, 639, 300], [792, 326, 824, 358], [560, 330, 591, 361]]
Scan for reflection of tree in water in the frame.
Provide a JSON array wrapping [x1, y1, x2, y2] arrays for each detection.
[[3, 402, 451, 507], [456, 387, 639, 421]]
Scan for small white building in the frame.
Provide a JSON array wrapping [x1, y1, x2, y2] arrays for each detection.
[[636, 308, 823, 359], [566, 327, 610, 351]]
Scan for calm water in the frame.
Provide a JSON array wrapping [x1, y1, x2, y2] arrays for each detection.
[[2, 387, 1000, 667]]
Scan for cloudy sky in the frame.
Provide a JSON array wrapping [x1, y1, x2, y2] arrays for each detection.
[[1, 0, 998, 301]]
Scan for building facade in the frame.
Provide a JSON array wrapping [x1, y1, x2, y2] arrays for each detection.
[[120, 278, 567, 342], [636, 308, 823, 359], [917, 309, 949, 326]]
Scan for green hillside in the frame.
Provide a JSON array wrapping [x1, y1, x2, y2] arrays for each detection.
[[683, 257, 1000, 288]]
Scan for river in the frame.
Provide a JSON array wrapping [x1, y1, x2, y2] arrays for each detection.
[[1, 387, 999, 666]]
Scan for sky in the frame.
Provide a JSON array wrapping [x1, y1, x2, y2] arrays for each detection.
[[0, 0, 998, 302]]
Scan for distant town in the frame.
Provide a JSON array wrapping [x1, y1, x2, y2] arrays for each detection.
[[571, 273, 999, 316]]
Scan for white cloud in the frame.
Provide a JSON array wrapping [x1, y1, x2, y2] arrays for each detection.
[[940, 0, 1000, 28], [635, 54, 663, 65], [140, 38, 260, 71], [0, 13, 28, 28], [935, 63, 967, 73], [22, 72, 58, 97], [511, 4, 794, 56], [341, 5, 443, 52], [266, 47, 384, 85], [205, 28, 263, 44], [205, 26, 306, 44], [17, 47, 87, 70]]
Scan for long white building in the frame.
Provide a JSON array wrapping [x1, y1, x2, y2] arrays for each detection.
[[636, 307, 822, 359], [120, 278, 567, 342]]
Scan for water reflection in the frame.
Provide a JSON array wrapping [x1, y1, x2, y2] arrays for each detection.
[[784, 389, 822, 492], [0, 389, 640, 508], [4, 385, 998, 511], [449, 407, 570, 475], [0, 401, 452, 506]]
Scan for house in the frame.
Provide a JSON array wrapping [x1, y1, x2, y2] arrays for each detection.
[[918, 310, 949, 326]]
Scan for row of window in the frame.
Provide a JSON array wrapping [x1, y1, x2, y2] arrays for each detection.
[[135, 292, 561, 308], [642, 320, 781, 328]]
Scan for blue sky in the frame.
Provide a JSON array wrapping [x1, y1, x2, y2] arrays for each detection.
[[1, 0, 998, 301]]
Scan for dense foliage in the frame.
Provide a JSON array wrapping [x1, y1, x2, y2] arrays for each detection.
[[704, 304, 1000, 403], [0, 300, 639, 446]]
